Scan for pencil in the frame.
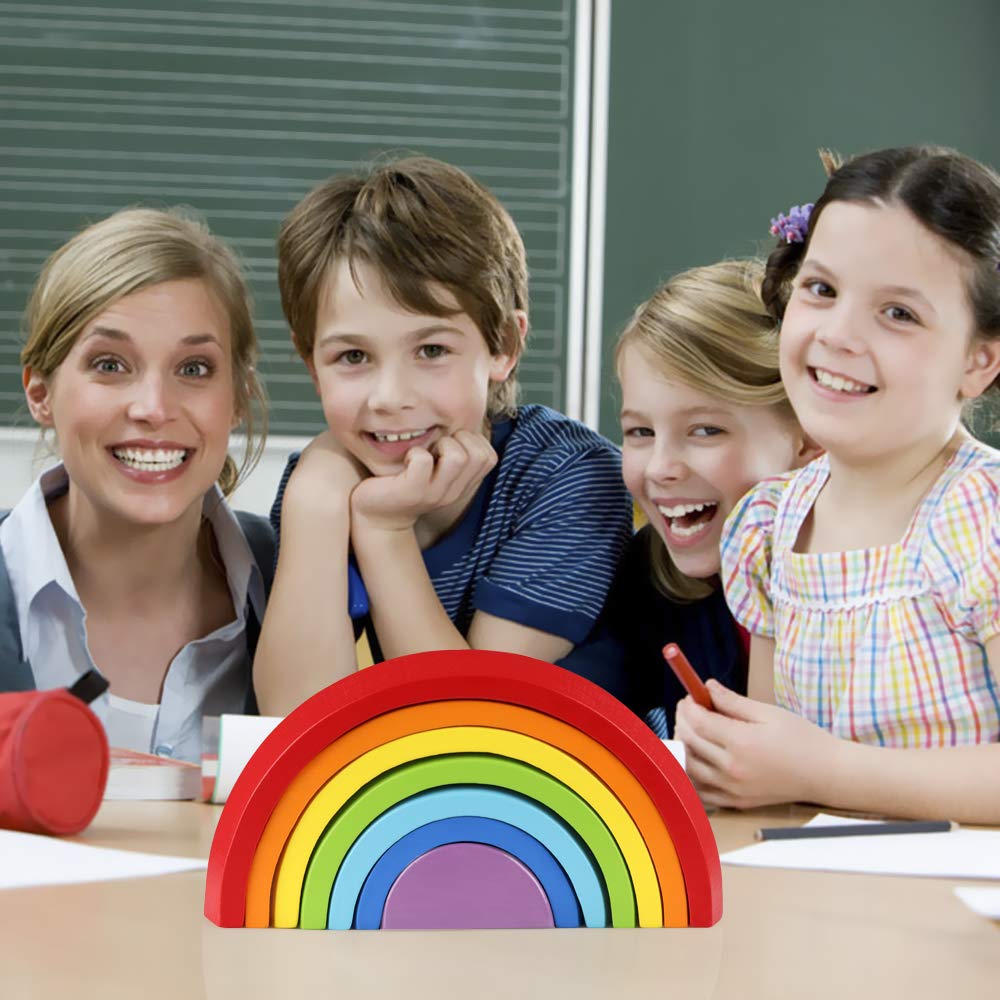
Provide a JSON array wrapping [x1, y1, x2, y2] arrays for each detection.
[[754, 820, 957, 841], [662, 643, 713, 710]]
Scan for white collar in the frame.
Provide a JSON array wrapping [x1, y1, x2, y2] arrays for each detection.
[[1, 465, 80, 631], [0, 464, 264, 633]]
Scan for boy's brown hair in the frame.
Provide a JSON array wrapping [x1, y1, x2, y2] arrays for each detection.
[[277, 156, 529, 417]]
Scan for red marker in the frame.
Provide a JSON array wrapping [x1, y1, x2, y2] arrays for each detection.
[[662, 643, 713, 710]]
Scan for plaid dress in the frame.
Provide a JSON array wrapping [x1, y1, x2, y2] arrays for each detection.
[[721, 438, 1000, 748]]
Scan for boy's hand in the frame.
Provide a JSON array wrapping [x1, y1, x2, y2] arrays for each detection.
[[674, 680, 841, 810], [283, 429, 366, 517], [350, 429, 497, 532]]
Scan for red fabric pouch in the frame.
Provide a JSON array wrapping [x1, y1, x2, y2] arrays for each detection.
[[0, 676, 109, 836]]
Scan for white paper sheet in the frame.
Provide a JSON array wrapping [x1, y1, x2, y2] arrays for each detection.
[[0, 830, 206, 890], [721, 812, 1000, 880], [954, 886, 1000, 919]]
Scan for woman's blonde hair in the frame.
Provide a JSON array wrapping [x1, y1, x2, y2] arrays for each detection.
[[21, 208, 267, 495], [615, 258, 792, 602]]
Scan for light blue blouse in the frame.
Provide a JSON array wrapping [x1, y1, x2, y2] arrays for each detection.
[[0, 465, 265, 763]]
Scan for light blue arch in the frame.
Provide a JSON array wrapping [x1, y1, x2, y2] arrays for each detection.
[[353, 814, 580, 928], [328, 786, 606, 928]]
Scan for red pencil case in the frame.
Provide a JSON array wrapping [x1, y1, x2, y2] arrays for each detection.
[[0, 675, 109, 836]]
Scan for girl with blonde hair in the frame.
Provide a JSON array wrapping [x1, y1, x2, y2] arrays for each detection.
[[608, 259, 816, 735]]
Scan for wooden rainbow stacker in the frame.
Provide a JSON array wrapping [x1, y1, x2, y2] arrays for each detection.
[[204, 650, 723, 930]]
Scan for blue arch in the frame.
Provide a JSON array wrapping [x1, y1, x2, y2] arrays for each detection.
[[354, 815, 580, 928], [328, 786, 607, 928]]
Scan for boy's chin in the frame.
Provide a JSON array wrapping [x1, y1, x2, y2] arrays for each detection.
[[355, 450, 407, 477]]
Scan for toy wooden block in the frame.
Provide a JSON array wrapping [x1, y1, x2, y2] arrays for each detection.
[[380, 843, 555, 930], [351, 813, 581, 929], [204, 649, 723, 930]]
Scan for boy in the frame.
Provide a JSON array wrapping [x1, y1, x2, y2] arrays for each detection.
[[254, 157, 632, 714]]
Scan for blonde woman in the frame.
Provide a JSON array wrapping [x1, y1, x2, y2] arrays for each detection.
[[0, 208, 271, 763], [607, 259, 817, 735]]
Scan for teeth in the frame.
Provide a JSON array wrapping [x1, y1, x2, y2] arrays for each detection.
[[814, 368, 871, 393], [657, 501, 717, 518], [670, 520, 711, 539], [373, 429, 427, 443], [113, 447, 187, 471]]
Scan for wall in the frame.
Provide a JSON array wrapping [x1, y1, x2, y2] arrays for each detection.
[[598, 0, 1000, 440]]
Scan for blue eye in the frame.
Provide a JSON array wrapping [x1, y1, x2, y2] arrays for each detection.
[[92, 355, 125, 375], [179, 359, 213, 378], [692, 426, 725, 437]]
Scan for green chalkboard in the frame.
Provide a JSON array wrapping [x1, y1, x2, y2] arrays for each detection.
[[0, 0, 581, 435], [600, 0, 1000, 448]]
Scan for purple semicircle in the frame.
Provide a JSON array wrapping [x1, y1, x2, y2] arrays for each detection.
[[381, 842, 555, 930]]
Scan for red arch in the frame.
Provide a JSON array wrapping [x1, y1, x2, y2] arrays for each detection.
[[204, 650, 722, 927]]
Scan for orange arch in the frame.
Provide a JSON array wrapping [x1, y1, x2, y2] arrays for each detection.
[[245, 699, 688, 927]]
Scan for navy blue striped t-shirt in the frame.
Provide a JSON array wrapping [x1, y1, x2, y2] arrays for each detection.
[[271, 404, 634, 700]]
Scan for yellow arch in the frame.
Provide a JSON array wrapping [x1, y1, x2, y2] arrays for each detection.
[[272, 726, 663, 927]]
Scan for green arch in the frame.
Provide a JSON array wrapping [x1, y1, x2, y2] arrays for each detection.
[[300, 753, 637, 928]]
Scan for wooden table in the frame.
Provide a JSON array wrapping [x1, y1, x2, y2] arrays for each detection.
[[1, 801, 996, 1000]]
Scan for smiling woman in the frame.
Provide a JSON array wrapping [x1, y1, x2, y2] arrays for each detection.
[[26, 280, 237, 529], [0, 209, 274, 763]]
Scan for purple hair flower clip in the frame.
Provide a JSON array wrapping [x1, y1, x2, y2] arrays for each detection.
[[769, 203, 814, 244]]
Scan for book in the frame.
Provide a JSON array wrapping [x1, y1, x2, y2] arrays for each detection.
[[103, 747, 201, 801]]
